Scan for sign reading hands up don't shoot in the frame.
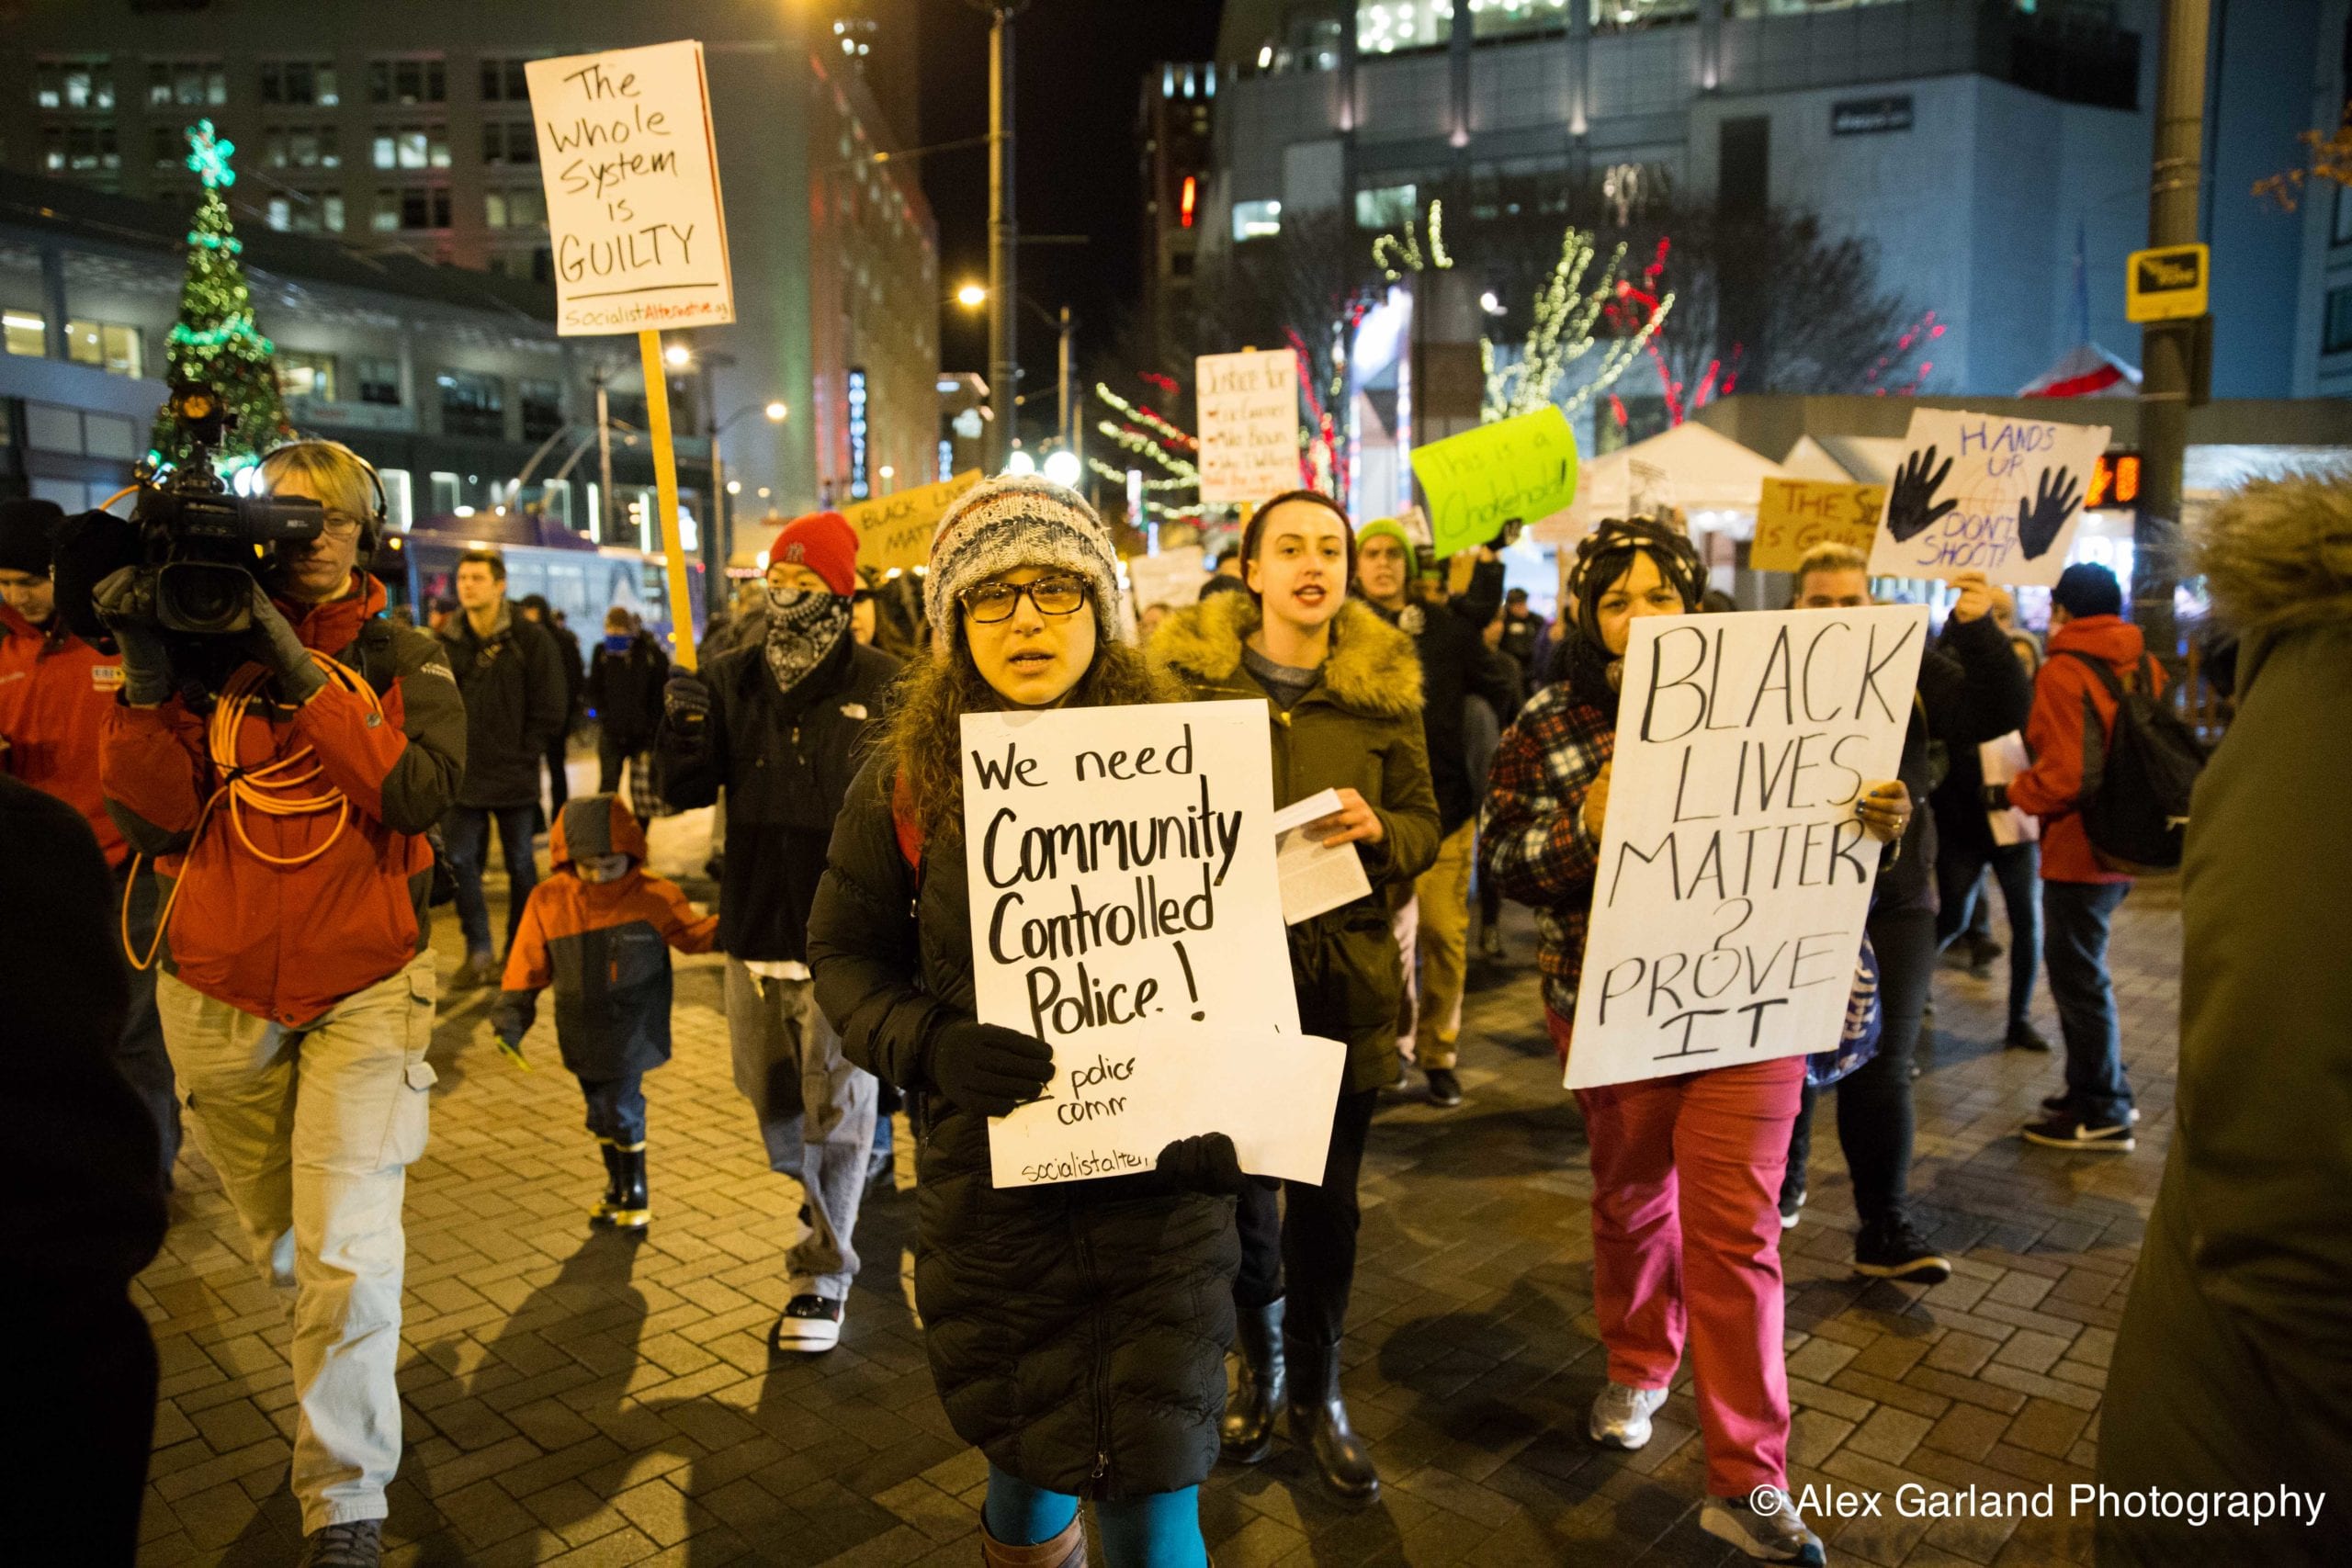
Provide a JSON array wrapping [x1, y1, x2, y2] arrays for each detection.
[[1867, 409, 2109, 587]]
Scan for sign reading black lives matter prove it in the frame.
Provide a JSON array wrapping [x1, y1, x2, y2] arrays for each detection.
[[960, 700, 1345, 1190], [526, 42, 733, 335], [1567, 605, 1928, 1090]]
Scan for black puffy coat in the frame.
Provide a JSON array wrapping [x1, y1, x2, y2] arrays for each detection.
[[588, 632, 672, 754], [808, 752, 1239, 1499], [439, 601, 569, 808]]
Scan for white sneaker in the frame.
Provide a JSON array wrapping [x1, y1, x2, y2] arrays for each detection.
[[770, 1292, 844, 1352], [1702, 1494, 1827, 1563], [1589, 1382, 1668, 1450]]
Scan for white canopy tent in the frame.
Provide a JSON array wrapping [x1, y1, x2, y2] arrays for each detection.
[[1532, 421, 1793, 544], [1779, 434, 1860, 482]]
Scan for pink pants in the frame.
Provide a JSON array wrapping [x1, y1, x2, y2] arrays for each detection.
[[1569, 1030, 1804, 1499]]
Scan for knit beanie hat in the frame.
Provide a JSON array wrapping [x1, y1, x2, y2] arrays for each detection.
[[2051, 561, 2123, 620], [767, 511, 859, 596], [925, 474, 1122, 637], [0, 498, 64, 577], [1354, 516, 1415, 568]]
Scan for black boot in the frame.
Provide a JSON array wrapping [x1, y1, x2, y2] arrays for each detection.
[[590, 1138, 624, 1224], [1286, 1335, 1379, 1503], [599, 1141, 650, 1229], [1220, 1299, 1285, 1463]]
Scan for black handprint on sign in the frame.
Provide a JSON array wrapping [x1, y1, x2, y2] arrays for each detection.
[[1884, 446, 1958, 542], [2016, 467, 2084, 560]]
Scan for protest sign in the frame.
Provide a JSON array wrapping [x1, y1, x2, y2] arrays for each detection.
[[1979, 733, 2040, 848], [1751, 479, 1887, 573], [1866, 410, 2109, 587], [1128, 549, 1207, 615], [839, 470, 978, 574], [961, 698, 1300, 1048], [528, 42, 733, 335], [1567, 605, 1929, 1090], [1197, 349, 1301, 505], [1409, 406, 1580, 558], [987, 1026, 1347, 1188]]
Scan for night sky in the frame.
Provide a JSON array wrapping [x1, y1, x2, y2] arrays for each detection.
[[915, 1, 1223, 378]]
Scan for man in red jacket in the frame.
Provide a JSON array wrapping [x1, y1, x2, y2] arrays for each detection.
[[0, 497, 182, 1186], [1991, 564, 2154, 1153]]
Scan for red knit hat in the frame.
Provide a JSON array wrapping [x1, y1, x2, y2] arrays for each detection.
[[767, 511, 858, 596]]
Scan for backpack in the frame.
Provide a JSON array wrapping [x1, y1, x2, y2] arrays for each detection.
[[1807, 933, 1883, 1089], [2057, 649, 2206, 875]]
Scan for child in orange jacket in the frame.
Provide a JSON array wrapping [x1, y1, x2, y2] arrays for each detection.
[[493, 795, 718, 1227]]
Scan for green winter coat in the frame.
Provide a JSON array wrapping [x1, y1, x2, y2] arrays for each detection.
[[2097, 478, 2352, 1566], [1150, 592, 1441, 1092]]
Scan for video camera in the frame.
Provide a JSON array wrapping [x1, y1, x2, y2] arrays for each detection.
[[55, 383, 323, 645]]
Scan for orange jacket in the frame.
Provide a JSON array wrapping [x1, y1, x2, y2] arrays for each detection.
[[2007, 615, 2163, 886], [0, 605, 126, 867], [495, 795, 718, 1078], [100, 575, 467, 1026]]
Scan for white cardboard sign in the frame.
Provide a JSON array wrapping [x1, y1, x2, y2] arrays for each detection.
[[1196, 349, 1301, 505], [526, 41, 734, 335], [1568, 605, 1929, 1089], [1867, 410, 2109, 587], [1127, 550, 1206, 615]]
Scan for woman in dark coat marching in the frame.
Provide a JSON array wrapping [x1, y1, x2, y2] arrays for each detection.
[[808, 475, 1246, 1568], [1150, 490, 1441, 1503]]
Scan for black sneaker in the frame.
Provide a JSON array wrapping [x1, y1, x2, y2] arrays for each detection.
[[2006, 1020, 2052, 1053], [1424, 1066, 1464, 1108], [1853, 1220, 1952, 1284], [770, 1292, 845, 1352], [298, 1519, 382, 1568], [2021, 1115, 2135, 1152], [2040, 1094, 2140, 1124]]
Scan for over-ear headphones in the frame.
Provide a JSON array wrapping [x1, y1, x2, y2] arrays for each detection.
[[256, 438, 390, 560]]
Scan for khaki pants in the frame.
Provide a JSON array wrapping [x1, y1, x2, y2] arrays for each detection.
[[156, 957, 437, 1533], [1407, 819, 1477, 1070]]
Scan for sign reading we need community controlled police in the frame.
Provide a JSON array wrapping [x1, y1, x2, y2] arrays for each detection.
[[959, 700, 1345, 1189], [1866, 409, 2109, 588], [1568, 605, 1928, 1090], [526, 42, 733, 334]]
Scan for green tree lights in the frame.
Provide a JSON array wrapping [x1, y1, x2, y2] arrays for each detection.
[[149, 120, 289, 470]]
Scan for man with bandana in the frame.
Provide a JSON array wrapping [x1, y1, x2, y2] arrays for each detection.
[[656, 512, 900, 1351]]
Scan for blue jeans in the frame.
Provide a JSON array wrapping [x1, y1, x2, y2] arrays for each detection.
[[1937, 839, 2043, 1029], [578, 1073, 647, 1145], [984, 1466, 1205, 1568], [444, 804, 539, 959], [2042, 881, 2133, 1127]]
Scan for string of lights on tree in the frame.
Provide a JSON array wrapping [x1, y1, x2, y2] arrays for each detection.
[[149, 119, 290, 472], [1087, 380, 1208, 522]]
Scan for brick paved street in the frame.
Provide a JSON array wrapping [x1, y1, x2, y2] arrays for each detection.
[[133, 855, 2180, 1567]]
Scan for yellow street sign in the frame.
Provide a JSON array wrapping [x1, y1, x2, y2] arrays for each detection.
[[2126, 243, 2208, 323]]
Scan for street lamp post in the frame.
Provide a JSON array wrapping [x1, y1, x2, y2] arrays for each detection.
[[956, 285, 1075, 468], [985, 3, 1025, 474]]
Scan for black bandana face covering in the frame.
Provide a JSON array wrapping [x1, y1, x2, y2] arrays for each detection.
[[763, 582, 853, 694]]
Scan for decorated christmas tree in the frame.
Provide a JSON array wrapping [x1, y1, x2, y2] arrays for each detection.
[[149, 120, 288, 471]]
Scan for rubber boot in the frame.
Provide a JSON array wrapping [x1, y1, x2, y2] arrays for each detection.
[[589, 1138, 624, 1224], [1286, 1335, 1379, 1503], [1219, 1298, 1285, 1463], [600, 1142, 650, 1229], [978, 1510, 1086, 1567]]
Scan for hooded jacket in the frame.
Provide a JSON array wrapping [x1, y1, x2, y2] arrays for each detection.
[[2004, 614, 2160, 885], [1150, 592, 1442, 1092], [439, 598, 570, 808], [586, 628, 669, 752], [492, 795, 718, 1081], [2098, 479, 2352, 1566], [100, 574, 466, 1027], [1367, 592, 1521, 835], [0, 604, 126, 866]]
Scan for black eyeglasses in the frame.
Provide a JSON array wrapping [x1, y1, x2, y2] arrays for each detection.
[[960, 575, 1087, 624]]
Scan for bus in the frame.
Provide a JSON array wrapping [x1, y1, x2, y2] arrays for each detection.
[[374, 522, 707, 653]]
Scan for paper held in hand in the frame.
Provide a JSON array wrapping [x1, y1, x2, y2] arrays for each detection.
[[1979, 732, 2041, 848], [1271, 788, 1374, 925], [526, 41, 733, 335], [1567, 604, 1929, 1089], [986, 1026, 1348, 1189]]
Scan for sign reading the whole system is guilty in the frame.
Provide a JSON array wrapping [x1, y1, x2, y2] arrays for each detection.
[[1568, 605, 1928, 1089], [527, 41, 733, 335], [960, 700, 1343, 1189]]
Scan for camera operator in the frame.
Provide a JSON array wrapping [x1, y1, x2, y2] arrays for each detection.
[[96, 439, 464, 1568]]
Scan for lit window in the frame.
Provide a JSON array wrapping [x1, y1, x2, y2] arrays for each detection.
[[1232, 198, 1283, 242], [278, 351, 336, 400]]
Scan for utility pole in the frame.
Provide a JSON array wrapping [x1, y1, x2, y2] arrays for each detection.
[[1057, 304, 1074, 456], [2135, 0, 2211, 669], [986, 5, 1023, 474], [594, 367, 616, 545]]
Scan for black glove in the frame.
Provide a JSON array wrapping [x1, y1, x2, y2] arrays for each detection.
[[924, 1020, 1056, 1117], [1150, 1132, 1259, 1197], [1982, 782, 2011, 812], [92, 566, 175, 705], [241, 584, 325, 705], [662, 672, 712, 734]]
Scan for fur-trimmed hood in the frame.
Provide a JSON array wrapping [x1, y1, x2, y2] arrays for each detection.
[[2192, 474, 2352, 635], [1149, 590, 1424, 719]]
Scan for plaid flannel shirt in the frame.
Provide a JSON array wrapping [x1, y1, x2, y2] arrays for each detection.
[[1478, 682, 1616, 1022]]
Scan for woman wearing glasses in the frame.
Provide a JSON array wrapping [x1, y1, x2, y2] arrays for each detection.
[[808, 475, 1248, 1568], [1150, 490, 1440, 1503]]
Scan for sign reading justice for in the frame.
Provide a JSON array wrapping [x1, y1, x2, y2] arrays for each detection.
[[959, 700, 1342, 1188], [1569, 605, 1928, 1089]]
